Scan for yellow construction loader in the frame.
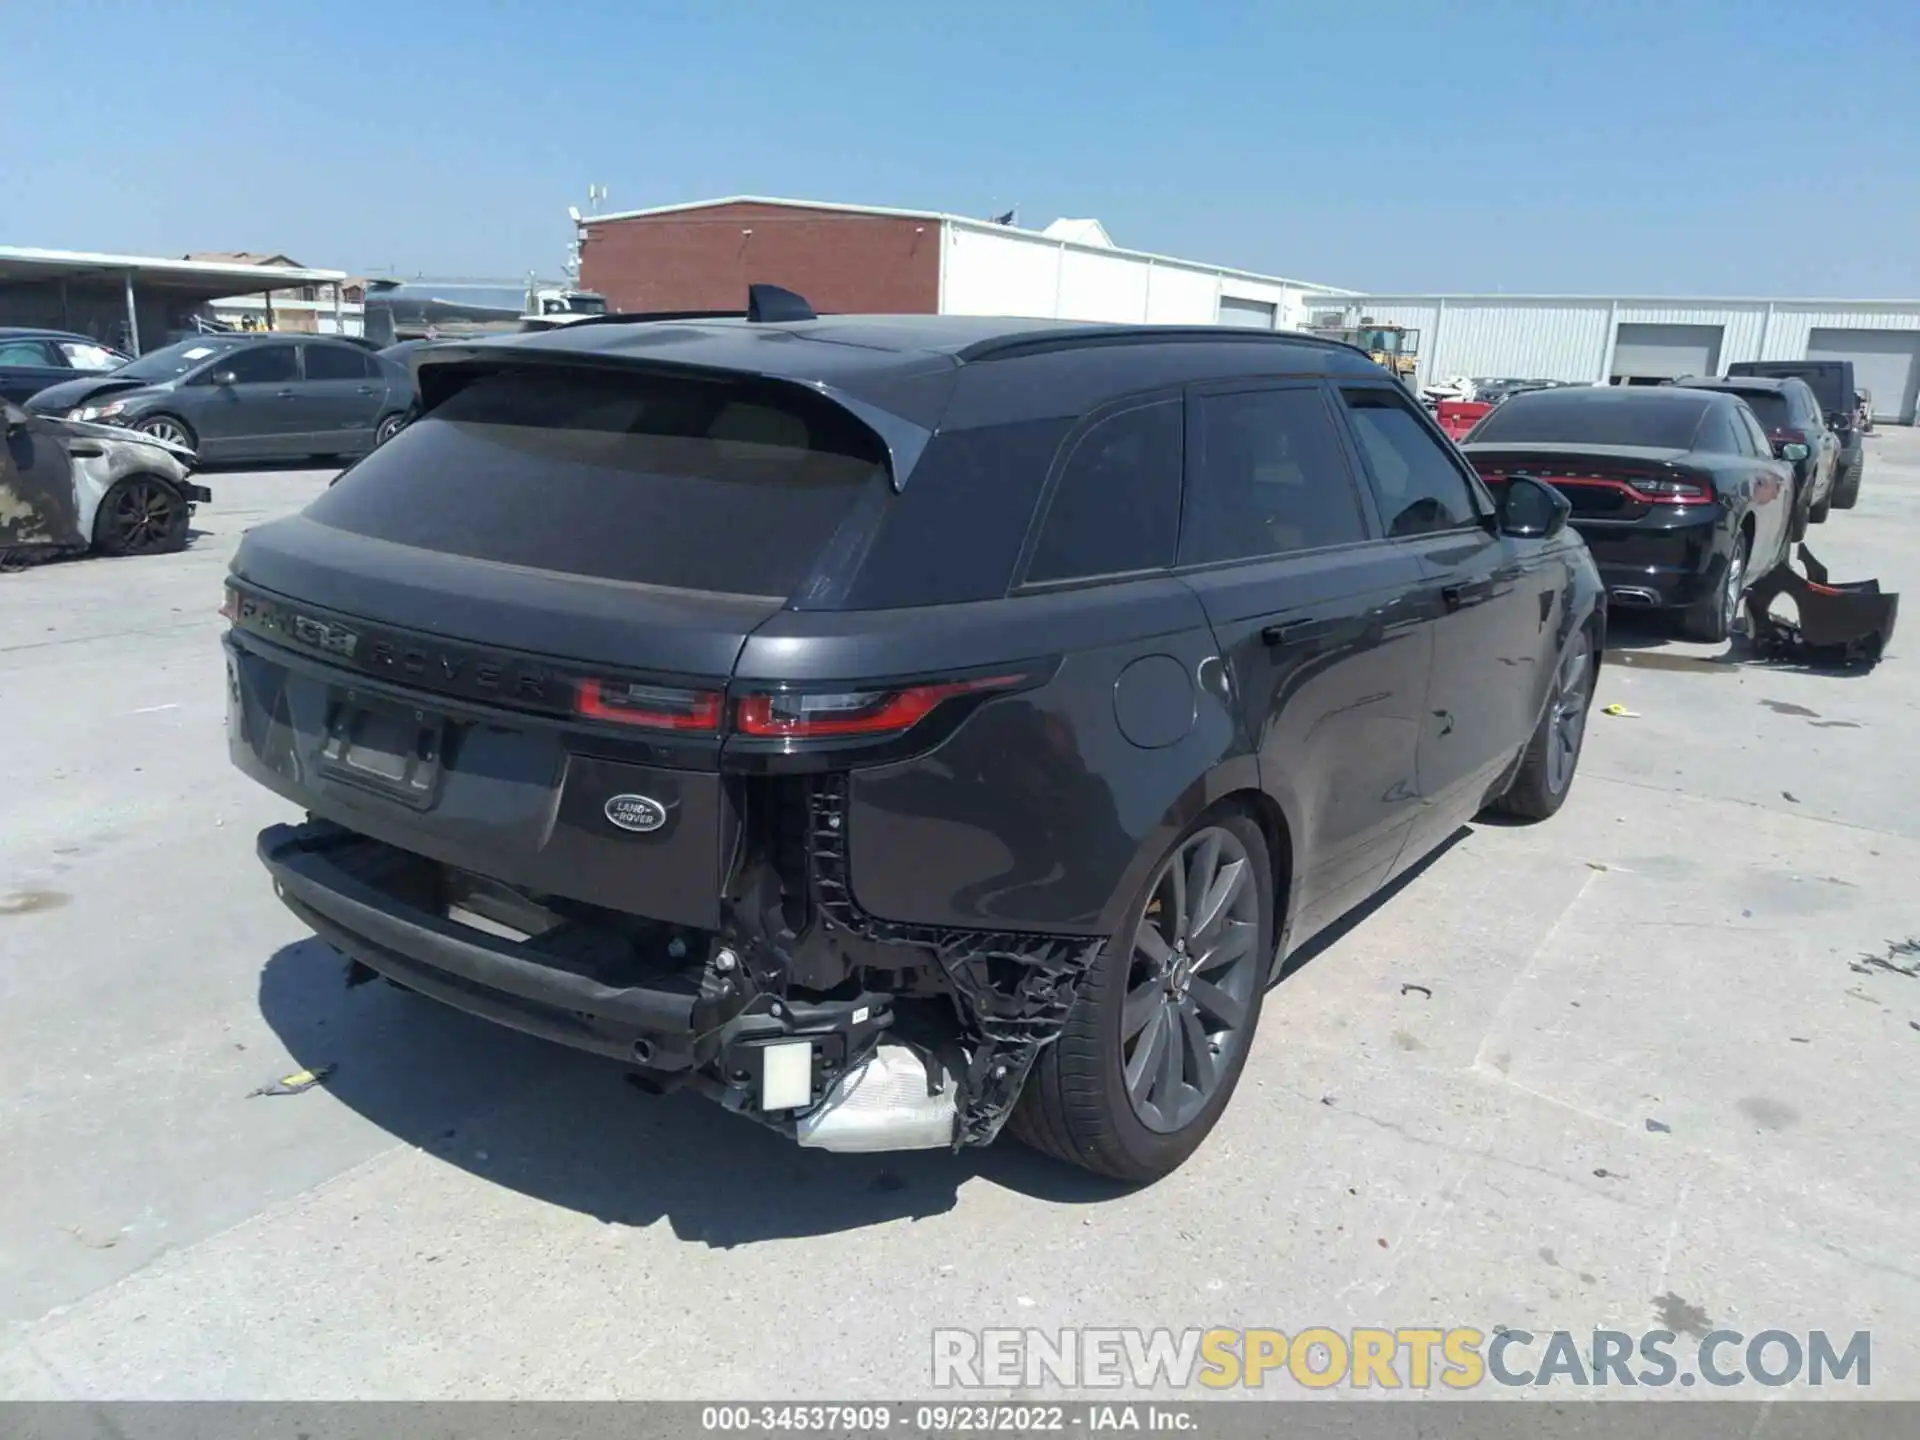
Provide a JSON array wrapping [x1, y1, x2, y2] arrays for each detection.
[[1306, 317, 1420, 382]]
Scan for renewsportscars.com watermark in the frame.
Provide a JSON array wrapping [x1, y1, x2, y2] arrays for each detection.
[[932, 1327, 1872, 1391]]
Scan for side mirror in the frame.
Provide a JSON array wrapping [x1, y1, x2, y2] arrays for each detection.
[[1780, 442, 1810, 462], [211, 370, 238, 387], [1496, 474, 1571, 539]]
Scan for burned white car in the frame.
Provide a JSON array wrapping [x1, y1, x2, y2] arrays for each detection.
[[2, 398, 209, 561]]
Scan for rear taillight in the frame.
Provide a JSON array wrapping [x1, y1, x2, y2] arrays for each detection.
[[735, 675, 1025, 739], [1474, 468, 1714, 505], [218, 586, 237, 621], [1629, 476, 1715, 503], [1770, 427, 1808, 445], [575, 679, 723, 732]]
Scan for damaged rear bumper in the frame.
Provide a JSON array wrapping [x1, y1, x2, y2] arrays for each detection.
[[258, 813, 1099, 1152]]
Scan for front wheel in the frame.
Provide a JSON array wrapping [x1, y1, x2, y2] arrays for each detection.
[[134, 414, 196, 451], [1490, 627, 1593, 821], [1010, 810, 1273, 1182], [92, 475, 189, 557]]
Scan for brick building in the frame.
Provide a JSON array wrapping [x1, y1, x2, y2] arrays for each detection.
[[576, 197, 1348, 329]]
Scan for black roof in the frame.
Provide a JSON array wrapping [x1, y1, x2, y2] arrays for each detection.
[[437, 313, 1378, 390], [415, 312, 1387, 490]]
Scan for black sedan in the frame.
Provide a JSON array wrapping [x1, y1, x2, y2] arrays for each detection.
[[0, 327, 130, 404], [1462, 385, 1793, 642], [1670, 375, 1837, 536], [25, 334, 416, 465]]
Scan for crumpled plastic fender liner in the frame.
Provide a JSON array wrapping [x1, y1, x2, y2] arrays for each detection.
[[805, 774, 1103, 1147]]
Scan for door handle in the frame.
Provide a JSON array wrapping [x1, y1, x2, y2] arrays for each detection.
[[355, 386, 378, 395], [274, 389, 296, 399], [1441, 584, 1464, 610], [1441, 580, 1493, 611], [1262, 620, 1315, 647]]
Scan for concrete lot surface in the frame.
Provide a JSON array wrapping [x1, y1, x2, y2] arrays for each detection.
[[2, 438, 1917, 1401]]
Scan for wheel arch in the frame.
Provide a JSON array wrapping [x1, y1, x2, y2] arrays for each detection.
[[1094, 756, 1298, 963]]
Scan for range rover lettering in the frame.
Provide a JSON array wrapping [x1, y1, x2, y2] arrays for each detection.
[[225, 289, 1603, 1180]]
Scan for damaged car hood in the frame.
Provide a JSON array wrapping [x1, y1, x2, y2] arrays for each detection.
[[22, 374, 151, 414]]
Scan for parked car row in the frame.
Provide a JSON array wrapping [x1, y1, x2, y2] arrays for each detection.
[[21, 333, 418, 464], [1451, 357, 1871, 643]]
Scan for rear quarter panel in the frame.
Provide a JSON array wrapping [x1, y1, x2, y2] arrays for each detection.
[[767, 581, 1259, 937]]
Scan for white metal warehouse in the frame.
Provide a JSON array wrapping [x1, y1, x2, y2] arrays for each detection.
[[1300, 293, 1920, 424]]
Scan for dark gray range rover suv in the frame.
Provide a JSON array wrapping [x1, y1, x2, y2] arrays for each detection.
[[225, 293, 1603, 1180]]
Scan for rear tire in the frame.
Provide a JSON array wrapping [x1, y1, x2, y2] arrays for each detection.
[[1681, 535, 1748, 644], [1010, 809, 1273, 1182], [375, 409, 412, 446], [1490, 627, 1594, 822], [1830, 453, 1863, 510]]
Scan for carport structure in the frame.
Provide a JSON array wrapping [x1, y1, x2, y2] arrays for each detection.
[[0, 246, 348, 354]]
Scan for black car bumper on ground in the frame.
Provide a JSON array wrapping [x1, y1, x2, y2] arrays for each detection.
[[1573, 509, 1730, 610]]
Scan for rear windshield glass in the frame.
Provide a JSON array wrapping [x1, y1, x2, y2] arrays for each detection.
[[1468, 390, 1707, 450], [304, 367, 886, 596], [1726, 391, 1790, 429]]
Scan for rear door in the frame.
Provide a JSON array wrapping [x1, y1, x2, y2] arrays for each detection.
[[1174, 379, 1431, 942], [1332, 382, 1558, 859], [298, 341, 389, 453], [185, 341, 304, 458]]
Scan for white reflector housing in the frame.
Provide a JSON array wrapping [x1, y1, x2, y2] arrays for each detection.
[[760, 1041, 814, 1112]]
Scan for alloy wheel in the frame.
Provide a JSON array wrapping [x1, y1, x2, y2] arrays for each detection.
[[140, 419, 189, 447], [1722, 544, 1747, 635], [108, 479, 181, 555], [1121, 825, 1263, 1133], [1546, 633, 1592, 795]]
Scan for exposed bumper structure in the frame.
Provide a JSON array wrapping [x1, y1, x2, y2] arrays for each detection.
[[257, 806, 1096, 1153]]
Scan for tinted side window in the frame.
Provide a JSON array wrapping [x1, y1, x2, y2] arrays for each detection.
[[1338, 387, 1479, 537], [1736, 408, 1772, 456], [0, 339, 60, 367], [1181, 386, 1368, 566], [224, 345, 298, 384], [304, 343, 373, 381], [1026, 399, 1181, 583]]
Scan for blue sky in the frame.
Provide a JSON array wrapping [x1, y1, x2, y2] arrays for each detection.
[[7, 1, 1917, 295]]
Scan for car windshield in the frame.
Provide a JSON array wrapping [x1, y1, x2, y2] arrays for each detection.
[[1468, 390, 1708, 449], [115, 338, 240, 382]]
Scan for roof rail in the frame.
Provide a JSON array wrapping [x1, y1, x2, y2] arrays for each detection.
[[562, 308, 747, 329], [957, 325, 1369, 364]]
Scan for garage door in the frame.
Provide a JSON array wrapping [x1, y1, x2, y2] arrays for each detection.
[[1807, 328, 1920, 424], [1610, 323, 1723, 381], [1218, 297, 1276, 329]]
